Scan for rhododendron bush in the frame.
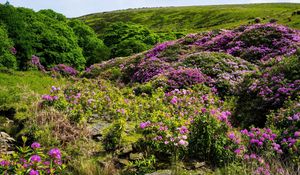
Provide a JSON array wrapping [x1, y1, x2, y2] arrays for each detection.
[[3, 23, 300, 174], [0, 139, 65, 175]]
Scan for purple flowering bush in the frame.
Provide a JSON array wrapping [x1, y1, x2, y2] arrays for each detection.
[[165, 68, 207, 90], [235, 56, 300, 127], [194, 24, 300, 63], [183, 52, 257, 94], [139, 86, 236, 165], [30, 55, 45, 72], [267, 100, 300, 162], [51, 64, 78, 77], [132, 57, 172, 83], [0, 139, 65, 175]]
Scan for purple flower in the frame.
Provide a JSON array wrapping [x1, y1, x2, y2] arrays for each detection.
[[178, 139, 188, 146], [31, 142, 41, 149], [170, 96, 178, 105], [0, 160, 10, 167], [179, 126, 189, 134], [140, 121, 151, 129], [29, 170, 39, 175], [294, 131, 300, 137], [48, 148, 61, 160], [30, 155, 41, 163]]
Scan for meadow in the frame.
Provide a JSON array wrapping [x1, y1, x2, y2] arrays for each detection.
[[1, 3, 300, 175]]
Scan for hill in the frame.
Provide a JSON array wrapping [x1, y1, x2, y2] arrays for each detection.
[[79, 3, 300, 35]]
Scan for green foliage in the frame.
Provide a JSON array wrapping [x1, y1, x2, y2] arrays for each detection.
[[0, 24, 16, 69], [188, 112, 235, 166], [68, 19, 110, 66], [103, 119, 126, 151], [80, 3, 300, 36], [0, 4, 110, 70], [103, 22, 159, 58]]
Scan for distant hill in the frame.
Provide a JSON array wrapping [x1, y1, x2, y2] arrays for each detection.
[[79, 3, 300, 35]]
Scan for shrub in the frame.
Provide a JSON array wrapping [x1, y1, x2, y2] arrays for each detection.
[[183, 52, 257, 95], [0, 138, 66, 175], [194, 24, 300, 63], [0, 24, 16, 69], [51, 64, 78, 77], [235, 56, 300, 127], [68, 19, 110, 66], [188, 108, 235, 166], [103, 22, 159, 58], [103, 119, 126, 151], [132, 57, 171, 83], [165, 68, 207, 90]]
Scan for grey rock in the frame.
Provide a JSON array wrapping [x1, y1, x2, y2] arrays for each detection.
[[129, 153, 143, 160], [145, 170, 172, 175]]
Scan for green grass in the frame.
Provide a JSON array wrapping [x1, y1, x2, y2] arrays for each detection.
[[79, 3, 300, 35], [0, 70, 65, 110]]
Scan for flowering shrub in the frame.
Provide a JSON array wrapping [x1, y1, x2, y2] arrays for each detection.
[[41, 86, 60, 106], [183, 52, 257, 94], [267, 100, 300, 162], [132, 57, 172, 83], [236, 55, 300, 127], [188, 108, 235, 166], [146, 41, 176, 58], [138, 86, 235, 165], [0, 140, 65, 175], [31, 55, 45, 72], [51, 64, 78, 76], [165, 68, 207, 90], [194, 24, 300, 63]]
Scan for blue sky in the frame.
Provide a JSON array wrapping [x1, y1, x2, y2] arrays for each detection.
[[0, 0, 299, 17]]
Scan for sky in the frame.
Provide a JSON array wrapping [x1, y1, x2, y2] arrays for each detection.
[[0, 0, 299, 18]]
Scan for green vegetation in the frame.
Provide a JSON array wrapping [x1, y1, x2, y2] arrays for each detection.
[[0, 25, 16, 69], [2, 3, 300, 175], [80, 3, 300, 34], [0, 4, 108, 70]]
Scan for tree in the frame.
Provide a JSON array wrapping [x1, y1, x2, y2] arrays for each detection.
[[0, 24, 16, 69], [103, 22, 159, 58], [68, 19, 110, 66]]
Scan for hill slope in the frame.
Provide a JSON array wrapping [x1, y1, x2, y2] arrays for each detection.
[[79, 3, 300, 35]]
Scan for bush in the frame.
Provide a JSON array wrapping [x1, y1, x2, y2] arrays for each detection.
[[0, 25, 16, 69], [188, 109, 235, 166], [103, 119, 126, 151], [68, 19, 110, 66], [235, 56, 300, 127], [0, 138, 66, 175], [183, 52, 257, 95], [103, 22, 159, 58], [0, 4, 89, 70], [194, 24, 300, 63]]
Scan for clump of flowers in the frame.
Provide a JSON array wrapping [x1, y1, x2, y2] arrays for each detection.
[[41, 86, 60, 104], [194, 23, 300, 63], [31, 55, 45, 72], [0, 140, 65, 175], [51, 64, 78, 76], [132, 57, 172, 83], [10, 47, 17, 55], [146, 41, 175, 58], [248, 72, 300, 106], [165, 68, 207, 90]]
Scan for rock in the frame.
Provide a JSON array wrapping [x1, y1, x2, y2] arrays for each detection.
[[88, 121, 111, 137], [129, 153, 143, 160], [118, 159, 130, 166], [145, 170, 172, 175], [194, 162, 205, 169], [118, 144, 133, 155]]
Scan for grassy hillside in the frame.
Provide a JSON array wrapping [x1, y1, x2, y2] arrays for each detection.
[[79, 3, 300, 34]]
